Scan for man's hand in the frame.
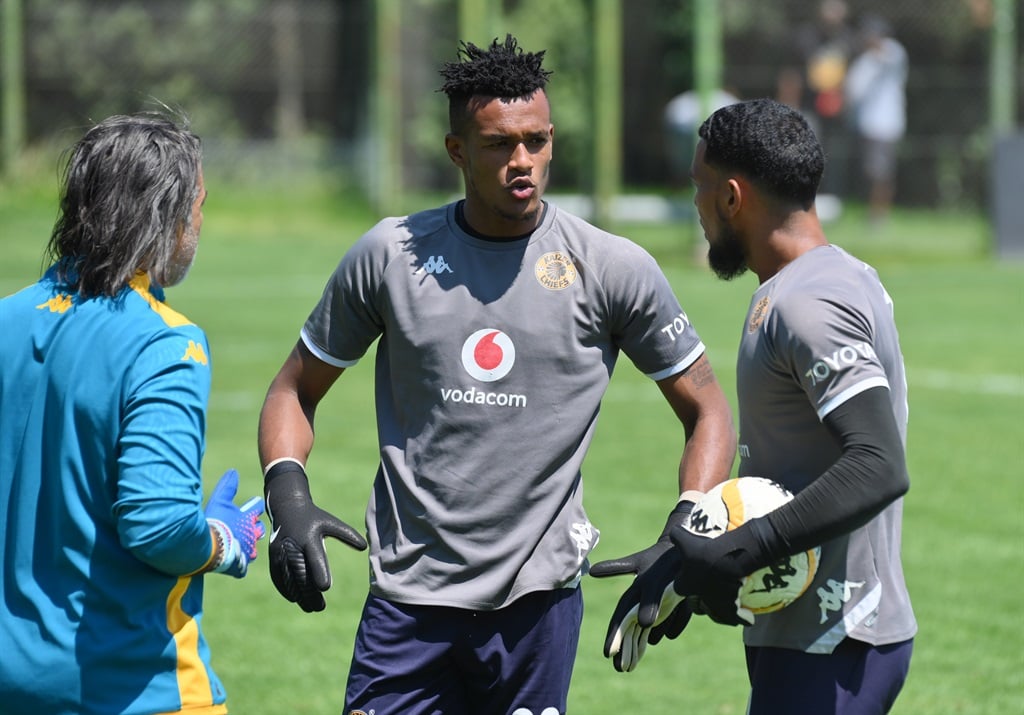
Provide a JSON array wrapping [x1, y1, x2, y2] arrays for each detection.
[[588, 499, 696, 672], [669, 523, 763, 627], [264, 460, 367, 612], [204, 469, 266, 578], [648, 593, 697, 645], [591, 547, 691, 672]]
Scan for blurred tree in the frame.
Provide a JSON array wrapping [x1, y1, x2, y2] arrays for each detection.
[[26, 0, 262, 137], [395, 0, 595, 193], [504, 0, 591, 188], [10, 0, 1010, 207]]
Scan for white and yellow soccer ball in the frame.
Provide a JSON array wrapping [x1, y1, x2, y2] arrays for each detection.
[[685, 477, 820, 616]]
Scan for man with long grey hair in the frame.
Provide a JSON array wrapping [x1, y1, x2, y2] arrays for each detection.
[[0, 112, 265, 714]]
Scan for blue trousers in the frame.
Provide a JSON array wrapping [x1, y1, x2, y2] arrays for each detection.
[[344, 588, 583, 715], [745, 637, 913, 714]]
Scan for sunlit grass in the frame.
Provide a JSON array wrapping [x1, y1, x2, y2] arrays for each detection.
[[2, 176, 1021, 714]]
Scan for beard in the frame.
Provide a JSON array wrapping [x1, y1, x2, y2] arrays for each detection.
[[160, 222, 199, 287], [707, 220, 748, 281]]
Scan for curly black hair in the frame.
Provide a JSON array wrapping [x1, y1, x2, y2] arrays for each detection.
[[698, 98, 824, 210], [439, 34, 552, 133]]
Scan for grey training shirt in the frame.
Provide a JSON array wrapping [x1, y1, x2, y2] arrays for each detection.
[[737, 244, 917, 653], [302, 201, 705, 609]]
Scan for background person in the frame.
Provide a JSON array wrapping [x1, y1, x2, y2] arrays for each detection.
[[663, 87, 739, 190], [776, 0, 856, 202], [845, 14, 909, 227], [0, 112, 265, 715], [257, 34, 736, 715]]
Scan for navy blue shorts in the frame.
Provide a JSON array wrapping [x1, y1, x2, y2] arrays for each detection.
[[344, 588, 583, 715], [745, 638, 913, 715]]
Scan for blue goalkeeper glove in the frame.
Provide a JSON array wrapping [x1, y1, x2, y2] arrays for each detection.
[[589, 499, 696, 672], [264, 460, 367, 613], [204, 469, 266, 578]]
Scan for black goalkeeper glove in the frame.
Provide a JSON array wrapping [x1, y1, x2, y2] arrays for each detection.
[[589, 499, 696, 672], [669, 515, 779, 627], [264, 461, 367, 612]]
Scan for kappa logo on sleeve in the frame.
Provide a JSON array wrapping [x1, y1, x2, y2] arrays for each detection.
[[181, 340, 208, 365]]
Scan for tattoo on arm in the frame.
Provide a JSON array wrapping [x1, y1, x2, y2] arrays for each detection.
[[685, 357, 715, 389]]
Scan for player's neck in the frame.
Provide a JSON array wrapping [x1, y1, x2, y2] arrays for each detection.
[[754, 212, 828, 283], [455, 200, 545, 242]]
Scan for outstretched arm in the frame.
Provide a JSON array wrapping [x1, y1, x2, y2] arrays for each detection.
[[258, 340, 344, 469], [258, 340, 367, 613]]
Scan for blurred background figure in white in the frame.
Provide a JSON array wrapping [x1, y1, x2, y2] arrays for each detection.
[[845, 14, 909, 227]]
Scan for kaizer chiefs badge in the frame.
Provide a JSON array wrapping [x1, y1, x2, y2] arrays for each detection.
[[748, 295, 770, 333], [535, 251, 578, 290]]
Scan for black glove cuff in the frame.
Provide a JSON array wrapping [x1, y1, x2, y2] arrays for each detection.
[[265, 459, 307, 486], [264, 461, 312, 521], [658, 498, 696, 542], [745, 512, 782, 569], [717, 515, 786, 579]]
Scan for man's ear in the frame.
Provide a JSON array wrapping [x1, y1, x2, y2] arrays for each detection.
[[721, 177, 744, 218], [445, 133, 464, 168]]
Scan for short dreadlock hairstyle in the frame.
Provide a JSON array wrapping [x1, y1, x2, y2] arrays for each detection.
[[438, 34, 553, 133]]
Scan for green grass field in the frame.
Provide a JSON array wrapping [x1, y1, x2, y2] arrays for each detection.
[[2, 171, 1022, 714]]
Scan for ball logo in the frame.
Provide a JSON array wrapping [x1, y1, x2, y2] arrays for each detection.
[[685, 477, 820, 617], [461, 329, 515, 382]]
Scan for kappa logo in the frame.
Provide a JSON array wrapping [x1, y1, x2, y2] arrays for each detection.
[[415, 255, 454, 275], [570, 521, 596, 560], [687, 506, 724, 537], [36, 294, 74, 313], [182, 340, 209, 365], [817, 578, 865, 624], [460, 329, 515, 382]]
